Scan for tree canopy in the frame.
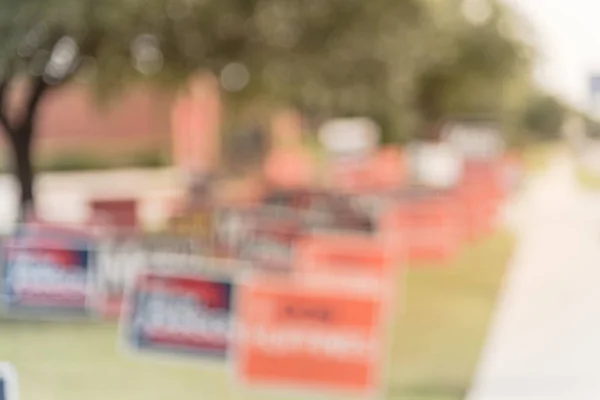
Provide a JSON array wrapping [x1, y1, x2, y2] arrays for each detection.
[[519, 92, 568, 141], [0, 0, 572, 213]]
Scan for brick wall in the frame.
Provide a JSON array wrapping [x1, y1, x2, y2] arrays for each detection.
[[0, 82, 174, 168]]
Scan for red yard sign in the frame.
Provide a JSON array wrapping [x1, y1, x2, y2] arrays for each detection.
[[458, 160, 504, 241], [88, 199, 139, 231], [389, 192, 463, 265], [294, 234, 395, 296], [236, 277, 386, 397], [367, 146, 407, 191], [264, 147, 315, 190], [500, 152, 523, 194], [330, 147, 407, 194]]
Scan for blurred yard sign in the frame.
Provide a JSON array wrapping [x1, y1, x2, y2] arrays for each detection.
[[96, 234, 206, 318], [238, 221, 300, 273], [459, 160, 504, 240], [122, 271, 235, 362], [167, 207, 214, 245], [0, 363, 18, 400], [319, 118, 385, 191], [441, 118, 504, 160], [368, 146, 407, 190], [0, 227, 96, 319], [236, 277, 386, 397], [88, 198, 138, 231], [391, 191, 463, 264], [171, 75, 221, 178], [408, 141, 463, 189], [295, 234, 395, 296], [264, 148, 315, 189], [319, 117, 380, 160], [96, 235, 147, 318]]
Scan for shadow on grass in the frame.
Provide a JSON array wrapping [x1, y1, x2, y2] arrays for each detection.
[[389, 382, 468, 399]]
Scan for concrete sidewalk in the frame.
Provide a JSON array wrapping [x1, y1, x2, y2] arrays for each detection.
[[468, 155, 600, 399]]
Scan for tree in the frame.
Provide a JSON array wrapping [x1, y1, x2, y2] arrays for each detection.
[[519, 92, 568, 141], [413, 0, 534, 138], [0, 0, 538, 219], [0, 0, 434, 219]]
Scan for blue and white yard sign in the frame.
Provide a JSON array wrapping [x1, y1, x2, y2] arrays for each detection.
[[0, 227, 96, 319]]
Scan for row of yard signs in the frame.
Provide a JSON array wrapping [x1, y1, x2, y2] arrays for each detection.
[[0, 191, 398, 397], [0, 151, 521, 397]]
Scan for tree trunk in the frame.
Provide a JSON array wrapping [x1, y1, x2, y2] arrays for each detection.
[[0, 77, 50, 222], [10, 126, 35, 221]]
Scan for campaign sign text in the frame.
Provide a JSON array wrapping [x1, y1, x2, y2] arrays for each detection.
[[96, 234, 206, 318], [124, 272, 235, 361], [236, 279, 385, 396], [1, 238, 94, 318]]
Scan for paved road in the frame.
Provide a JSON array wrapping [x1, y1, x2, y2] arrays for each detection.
[[468, 154, 600, 400]]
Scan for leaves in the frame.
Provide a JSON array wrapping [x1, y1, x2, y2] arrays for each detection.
[[0, 0, 542, 142]]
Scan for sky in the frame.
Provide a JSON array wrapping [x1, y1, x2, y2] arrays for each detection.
[[503, 0, 600, 111]]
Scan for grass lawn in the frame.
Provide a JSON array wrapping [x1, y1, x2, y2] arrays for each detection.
[[521, 141, 563, 175], [0, 231, 514, 400], [576, 165, 600, 191], [391, 230, 514, 400]]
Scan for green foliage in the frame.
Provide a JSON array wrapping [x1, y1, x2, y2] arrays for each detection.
[[520, 93, 567, 140], [577, 164, 600, 191], [0, 0, 548, 145], [584, 116, 600, 139], [414, 0, 535, 136]]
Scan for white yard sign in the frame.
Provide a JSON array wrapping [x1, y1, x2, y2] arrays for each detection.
[[442, 121, 504, 160], [0, 363, 18, 400], [408, 141, 463, 189], [318, 118, 380, 160]]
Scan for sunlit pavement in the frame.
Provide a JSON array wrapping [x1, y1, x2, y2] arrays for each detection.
[[468, 154, 600, 400], [0, 168, 184, 233]]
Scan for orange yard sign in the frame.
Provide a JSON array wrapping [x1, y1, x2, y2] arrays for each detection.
[[368, 146, 407, 190], [330, 147, 406, 194], [236, 278, 386, 396], [294, 234, 395, 296], [458, 161, 504, 241], [264, 147, 315, 189], [389, 193, 463, 264]]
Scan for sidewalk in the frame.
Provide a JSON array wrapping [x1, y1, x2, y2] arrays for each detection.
[[468, 155, 600, 399]]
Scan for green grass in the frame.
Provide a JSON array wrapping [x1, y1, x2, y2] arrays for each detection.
[[521, 141, 563, 175], [576, 165, 600, 190], [35, 149, 169, 172], [0, 230, 514, 400], [391, 230, 514, 400]]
